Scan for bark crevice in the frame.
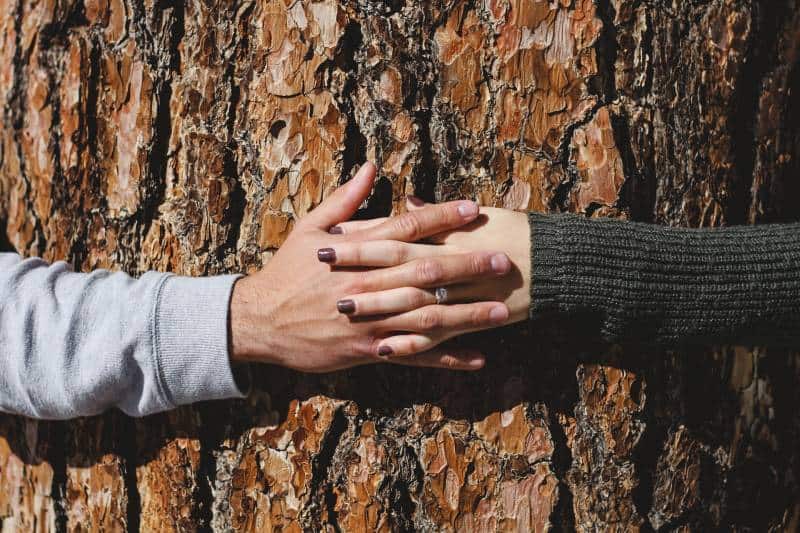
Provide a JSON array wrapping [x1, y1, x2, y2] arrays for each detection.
[[727, 2, 788, 226], [121, 416, 141, 533]]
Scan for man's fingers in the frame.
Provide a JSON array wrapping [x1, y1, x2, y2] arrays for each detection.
[[350, 201, 479, 242], [336, 288, 436, 316], [375, 333, 438, 358], [328, 218, 388, 235], [335, 284, 473, 316], [360, 252, 511, 291], [301, 162, 376, 229], [384, 347, 485, 371], [316, 241, 453, 267], [373, 302, 510, 334]]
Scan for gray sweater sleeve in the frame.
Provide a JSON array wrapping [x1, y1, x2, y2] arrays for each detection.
[[0, 253, 251, 419], [529, 213, 800, 347]]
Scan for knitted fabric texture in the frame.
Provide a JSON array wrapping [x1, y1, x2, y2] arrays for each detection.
[[529, 212, 800, 347]]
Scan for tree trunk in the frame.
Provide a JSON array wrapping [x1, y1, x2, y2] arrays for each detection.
[[1, 0, 800, 530]]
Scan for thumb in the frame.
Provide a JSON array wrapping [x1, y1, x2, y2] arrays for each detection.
[[303, 162, 376, 229]]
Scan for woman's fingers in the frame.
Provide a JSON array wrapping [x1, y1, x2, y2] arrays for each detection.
[[383, 347, 485, 371], [328, 217, 388, 235], [348, 201, 479, 242], [359, 251, 511, 292], [317, 240, 454, 267], [372, 301, 510, 335]]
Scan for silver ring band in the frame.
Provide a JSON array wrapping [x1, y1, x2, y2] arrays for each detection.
[[434, 287, 448, 305]]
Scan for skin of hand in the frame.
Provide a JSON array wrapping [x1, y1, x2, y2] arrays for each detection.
[[229, 163, 514, 372], [427, 207, 530, 323], [335, 199, 531, 324]]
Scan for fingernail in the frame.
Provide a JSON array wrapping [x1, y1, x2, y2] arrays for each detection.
[[337, 299, 356, 314], [467, 356, 485, 369], [328, 226, 343, 234], [378, 345, 393, 357], [457, 201, 479, 218], [489, 305, 509, 323], [317, 248, 336, 263], [490, 253, 510, 274], [408, 195, 425, 207]]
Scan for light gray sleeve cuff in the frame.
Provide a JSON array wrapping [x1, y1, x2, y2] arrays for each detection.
[[153, 273, 251, 408]]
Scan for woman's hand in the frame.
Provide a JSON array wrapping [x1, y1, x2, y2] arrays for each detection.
[[229, 163, 513, 372], [335, 200, 532, 324]]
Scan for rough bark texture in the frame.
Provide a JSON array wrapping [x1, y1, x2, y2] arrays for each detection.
[[2, 0, 800, 531]]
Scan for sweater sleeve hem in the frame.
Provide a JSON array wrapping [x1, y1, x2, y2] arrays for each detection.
[[529, 212, 563, 322], [153, 273, 251, 408]]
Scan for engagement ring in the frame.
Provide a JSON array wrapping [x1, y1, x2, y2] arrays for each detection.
[[434, 287, 448, 305]]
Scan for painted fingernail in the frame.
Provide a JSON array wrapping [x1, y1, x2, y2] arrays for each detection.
[[489, 305, 509, 323], [490, 253, 510, 274], [317, 248, 336, 263], [378, 345, 393, 357], [337, 299, 356, 314], [328, 225, 343, 234], [408, 195, 425, 207], [457, 201, 479, 218]]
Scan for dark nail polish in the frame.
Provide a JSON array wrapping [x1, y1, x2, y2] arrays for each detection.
[[337, 299, 356, 314], [408, 195, 425, 207], [378, 345, 393, 357], [317, 248, 336, 263], [328, 225, 343, 234]]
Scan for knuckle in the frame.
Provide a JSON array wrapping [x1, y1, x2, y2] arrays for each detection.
[[415, 259, 444, 285], [470, 253, 491, 275], [471, 306, 489, 326], [390, 243, 408, 264], [349, 243, 362, 265], [407, 337, 427, 355], [348, 340, 368, 359], [405, 338, 419, 354], [362, 337, 382, 358], [345, 275, 367, 294], [417, 309, 442, 331], [441, 355, 460, 369], [394, 213, 424, 240]]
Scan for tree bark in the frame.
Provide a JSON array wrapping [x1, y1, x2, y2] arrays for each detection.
[[1, 0, 800, 530]]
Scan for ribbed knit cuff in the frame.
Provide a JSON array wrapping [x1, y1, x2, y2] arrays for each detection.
[[527, 212, 800, 347], [153, 274, 251, 407], [528, 212, 563, 321]]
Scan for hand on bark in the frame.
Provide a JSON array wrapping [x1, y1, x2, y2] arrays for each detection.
[[229, 163, 513, 372], [334, 199, 531, 324]]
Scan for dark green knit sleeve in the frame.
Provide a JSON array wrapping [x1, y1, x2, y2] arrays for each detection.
[[528, 212, 800, 347]]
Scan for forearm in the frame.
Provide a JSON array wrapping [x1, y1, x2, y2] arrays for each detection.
[[0, 253, 249, 419], [529, 213, 800, 347]]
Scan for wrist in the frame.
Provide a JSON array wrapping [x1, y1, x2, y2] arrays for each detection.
[[499, 209, 532, 323], [229, 274, 279, 364], [229, 276, 255, 362]]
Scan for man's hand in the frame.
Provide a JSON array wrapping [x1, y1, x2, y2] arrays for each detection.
[[229, 163, 513, 372], [335, 200, 531, 324]]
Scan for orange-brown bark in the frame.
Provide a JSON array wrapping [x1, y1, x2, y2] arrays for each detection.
[[2, 0, 800, 530]]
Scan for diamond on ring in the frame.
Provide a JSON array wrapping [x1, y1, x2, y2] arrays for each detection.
[[434, 287, 448, 305]]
